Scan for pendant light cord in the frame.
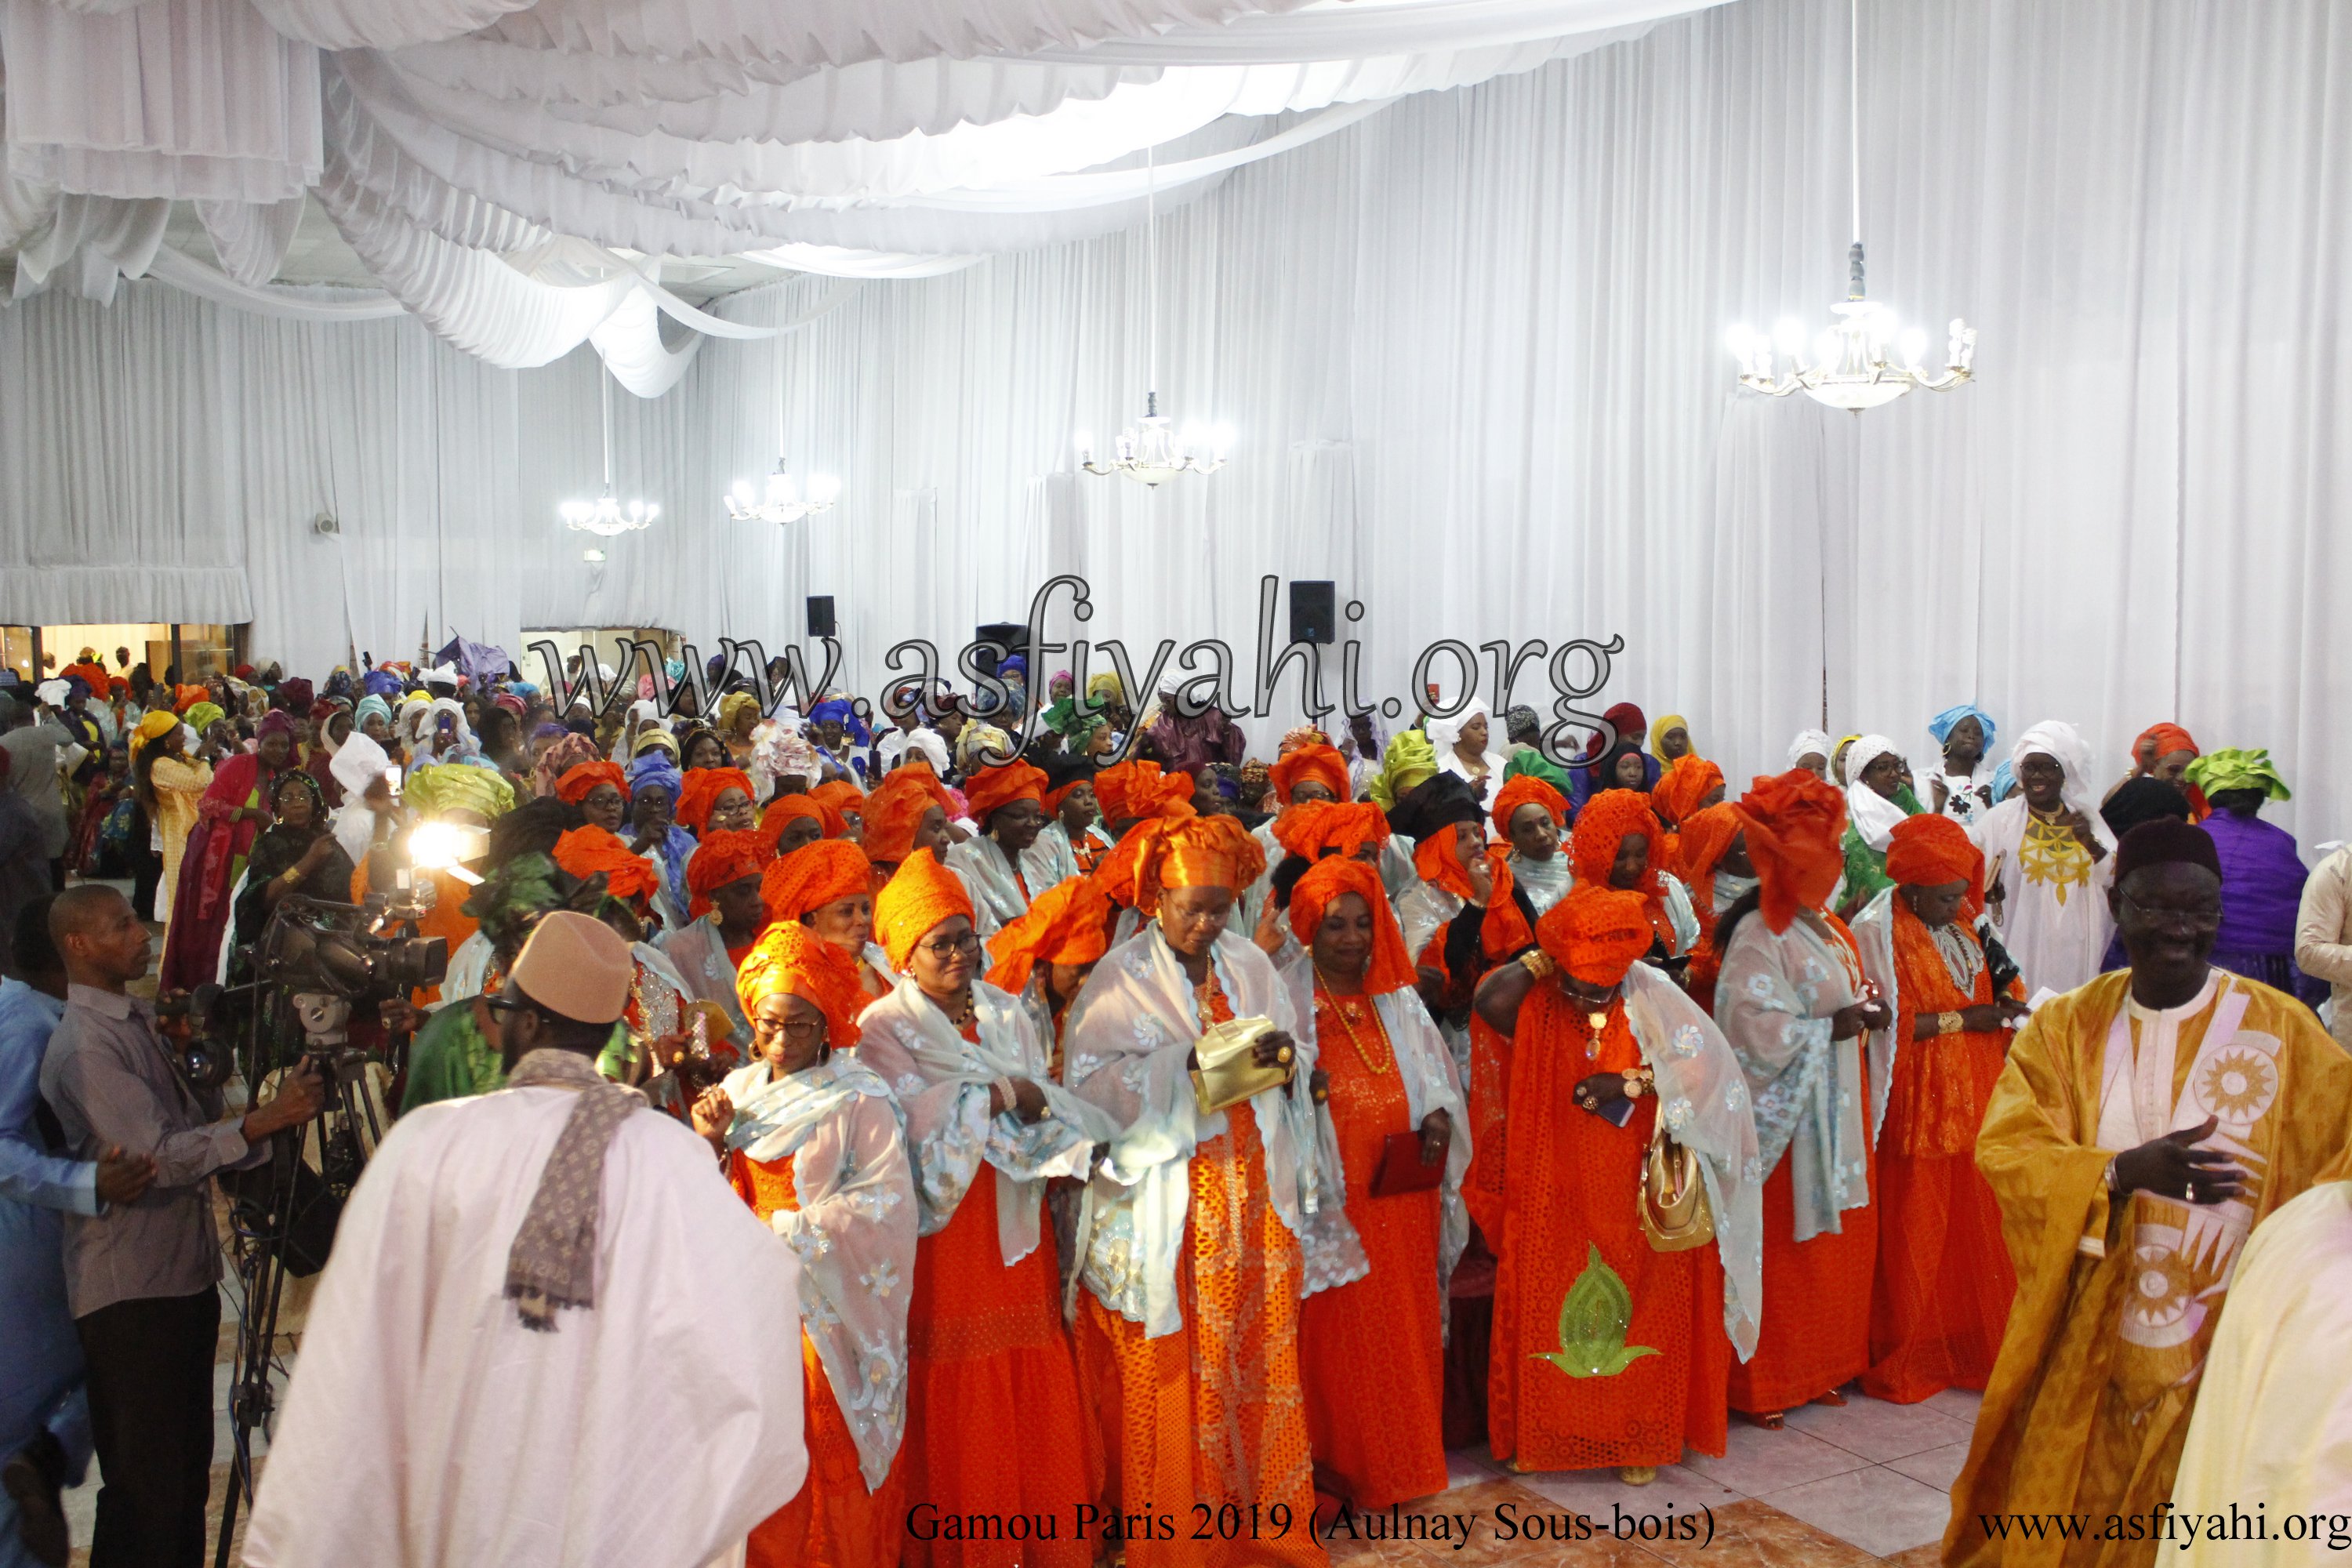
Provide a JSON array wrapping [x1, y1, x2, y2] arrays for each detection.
[[1849, 0, 1862, 245], [1145, 143, 1160, 405], [599, 365, 614, 492]]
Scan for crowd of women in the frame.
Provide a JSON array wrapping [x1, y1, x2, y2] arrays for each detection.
[[0, 641, 2339, 1567]]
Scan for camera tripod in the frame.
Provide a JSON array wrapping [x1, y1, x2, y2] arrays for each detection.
[[210, 991, 403, 1568]]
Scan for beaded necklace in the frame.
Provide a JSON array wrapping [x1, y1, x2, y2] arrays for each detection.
[[1313, 969, 1393, 1076]]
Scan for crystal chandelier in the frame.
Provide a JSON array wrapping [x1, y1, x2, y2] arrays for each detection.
[[1076, 147, 1230, 485], [561, 366, 660, 535], [728, 460, 840, 524], [1727, 0, 1977, 412]]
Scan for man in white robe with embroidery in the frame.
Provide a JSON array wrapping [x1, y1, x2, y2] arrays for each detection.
[[1972, 720, 2118, 998], [1945, 822, 2352, 1568], [243, 913, 808, 1568]]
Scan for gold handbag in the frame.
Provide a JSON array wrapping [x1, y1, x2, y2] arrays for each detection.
[[1639, 1109, 1715, 1252], [1190, 1015, 1293, 1116]]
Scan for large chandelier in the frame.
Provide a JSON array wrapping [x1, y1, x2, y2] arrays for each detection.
[[1076, 147, 1230, 485], [561, 366, 660, 535], [728, 460, 840, 524], [1727, 0, 1977, 412]]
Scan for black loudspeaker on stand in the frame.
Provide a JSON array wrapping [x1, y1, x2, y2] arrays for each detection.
[[807, 596, 836, 637], [1290, 579, 1337, 645], [972, 621, 1029, 675]]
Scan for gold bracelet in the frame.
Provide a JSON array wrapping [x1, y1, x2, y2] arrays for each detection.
[[1519, 950, 1557, 980], [1938, 1010, 1962, 1036], [279, 867, 302, 887]]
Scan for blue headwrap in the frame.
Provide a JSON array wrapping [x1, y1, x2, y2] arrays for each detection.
[[1990, 759, 2017, 804], [664, 659, 686, 683], [325, 668, 354, 701], [354, 695, 394, 731], [1000, 655, 1027, 680], [362, 669, 403, 699], [623, 752, 695, 909], [1928, 703, 1996, 753], [506, 681, 539, 699], [808, 698, 870, 746], [626, 750, 684, 805]]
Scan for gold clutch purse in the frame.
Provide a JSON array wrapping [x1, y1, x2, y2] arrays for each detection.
[[1189, 1015, 1293, 1116], [1638, 1112, 1715, 1252]]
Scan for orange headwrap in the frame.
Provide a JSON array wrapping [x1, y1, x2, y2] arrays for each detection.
[[551, 824, 662, 906], [1094, 759, 1193, 825], [174, 684, 209, 712], [1736, 768, 1847, 934], [1884, 811, 1985, 915], [965, 760, 1048, 824], [1570, 789, 1664, 898], [676, 767, 756, 833], [1131, 813, 1269, 916], [986, 876, 1116, 995], [1272, 800, 1389, 863], [1675, 801, 1744, 891], [1650, 753, 1725, 829], [873, 847, 977, 971], [2137, 723, 2199, 761], [760, 839, 873, 926], [1043, 776, 1093, 815], [1269, 744, 1350, 807], [1490, 775, 1570, 838], [736, 920, 869, 1051], [1288, 857, 1417, 996], [554, 760, 629, 806], [1413, 827, 1480, 903], [760, 792, 841, 845], [862, 771, 946, 866], [810, 779, 867, 820], [685, 827, 775, 920], [1536, 885, 1656, 987]]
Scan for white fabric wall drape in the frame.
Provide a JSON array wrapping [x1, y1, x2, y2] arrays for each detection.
[[3, 0, 2347, 837]]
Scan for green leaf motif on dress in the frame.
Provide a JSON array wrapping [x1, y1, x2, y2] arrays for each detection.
[[1531, 1243, 1661, 1378]]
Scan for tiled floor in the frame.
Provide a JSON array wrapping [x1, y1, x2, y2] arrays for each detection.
[[1327, 1386, 1980, 1566]]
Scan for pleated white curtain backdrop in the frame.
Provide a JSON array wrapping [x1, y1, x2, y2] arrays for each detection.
[[2, 0, 2348, 833]]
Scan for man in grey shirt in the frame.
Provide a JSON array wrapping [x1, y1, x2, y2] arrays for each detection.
[[37, 885, 322, 1567], [0, 696, 79, 891]]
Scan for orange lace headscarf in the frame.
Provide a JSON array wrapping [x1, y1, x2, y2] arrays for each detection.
[[685, 827, 776, 920], [736, 920, 869, 1050], [1883, 811, 1986, 918], [1131, 814, 1268, 916], [1536, 885, 1656, 987], [873, 846, 976, 971], [1269, 744, 1350, 806], [1735, 768, 1847, 934], [1570, 789, 1664, 899], [1289, 857, 1417, 996], [760, 839, 873, 926], [986, 876, 1116, 995], [551, 825, 661, 906]]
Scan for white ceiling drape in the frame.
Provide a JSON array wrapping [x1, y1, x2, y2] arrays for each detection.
[[3, 0, 2347, 838], [0, 0, 1722, 378]]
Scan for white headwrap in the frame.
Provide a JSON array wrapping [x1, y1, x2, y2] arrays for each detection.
[[2010, 720, 2117, 848], [1424, 699, 1489, 755], [1842, 735, 1910, 852], [1787, 728, 1834, 768], [902, 727, 950, 775]]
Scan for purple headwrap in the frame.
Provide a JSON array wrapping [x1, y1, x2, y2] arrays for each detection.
[[257, 710, 297, 741], [626, 750, 684, 804]]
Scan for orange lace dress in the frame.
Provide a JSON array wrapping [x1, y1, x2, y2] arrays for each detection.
[[1297, 987, 1449, 1508], [1726, 916, 1878, 1417], [1863, 902, 2019, 1403], [1074, 972, 1327, 1568], [1489, 982, 1730, 1469], [729, 1151, 909, 1568], [900, 1015, 1102, 1567]]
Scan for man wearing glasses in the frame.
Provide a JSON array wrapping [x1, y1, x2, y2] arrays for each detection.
[[1944, 818, 2352, 1567]]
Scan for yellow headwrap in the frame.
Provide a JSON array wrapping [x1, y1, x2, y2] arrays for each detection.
[[1086, 673, 1123, 703], [134, 710, 181, 745], [405, 762, 516, 822], [1648, 713, 1692, 757], [1367, 730, 1438, 810]]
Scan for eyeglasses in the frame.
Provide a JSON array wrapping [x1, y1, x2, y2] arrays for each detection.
[[2119, 893, 2222, 935], [915, 931, 984, 960], [760, 1017, 829, 1041]]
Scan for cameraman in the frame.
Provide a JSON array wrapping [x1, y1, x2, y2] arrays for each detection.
[[35, 886, 325, 1567]]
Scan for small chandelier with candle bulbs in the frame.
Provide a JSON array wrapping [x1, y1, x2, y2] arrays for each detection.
[[1076, 146, 1229, 486], [728, 460, 840, 524], [1728, 0, 1977, 412], [561, 365, 659, 535]]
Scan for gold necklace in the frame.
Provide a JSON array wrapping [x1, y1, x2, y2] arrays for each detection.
[[1314, 972, 1392, 1075]]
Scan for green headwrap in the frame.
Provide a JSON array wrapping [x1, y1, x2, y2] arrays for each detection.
[[2183, 747, 2292, 802], [1368, 730, 1438, 810], [460, 851, 575, 953], [183, 701, 226, 735], [406, 761, 517, 822], [1502, 745, 1573, 796]]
